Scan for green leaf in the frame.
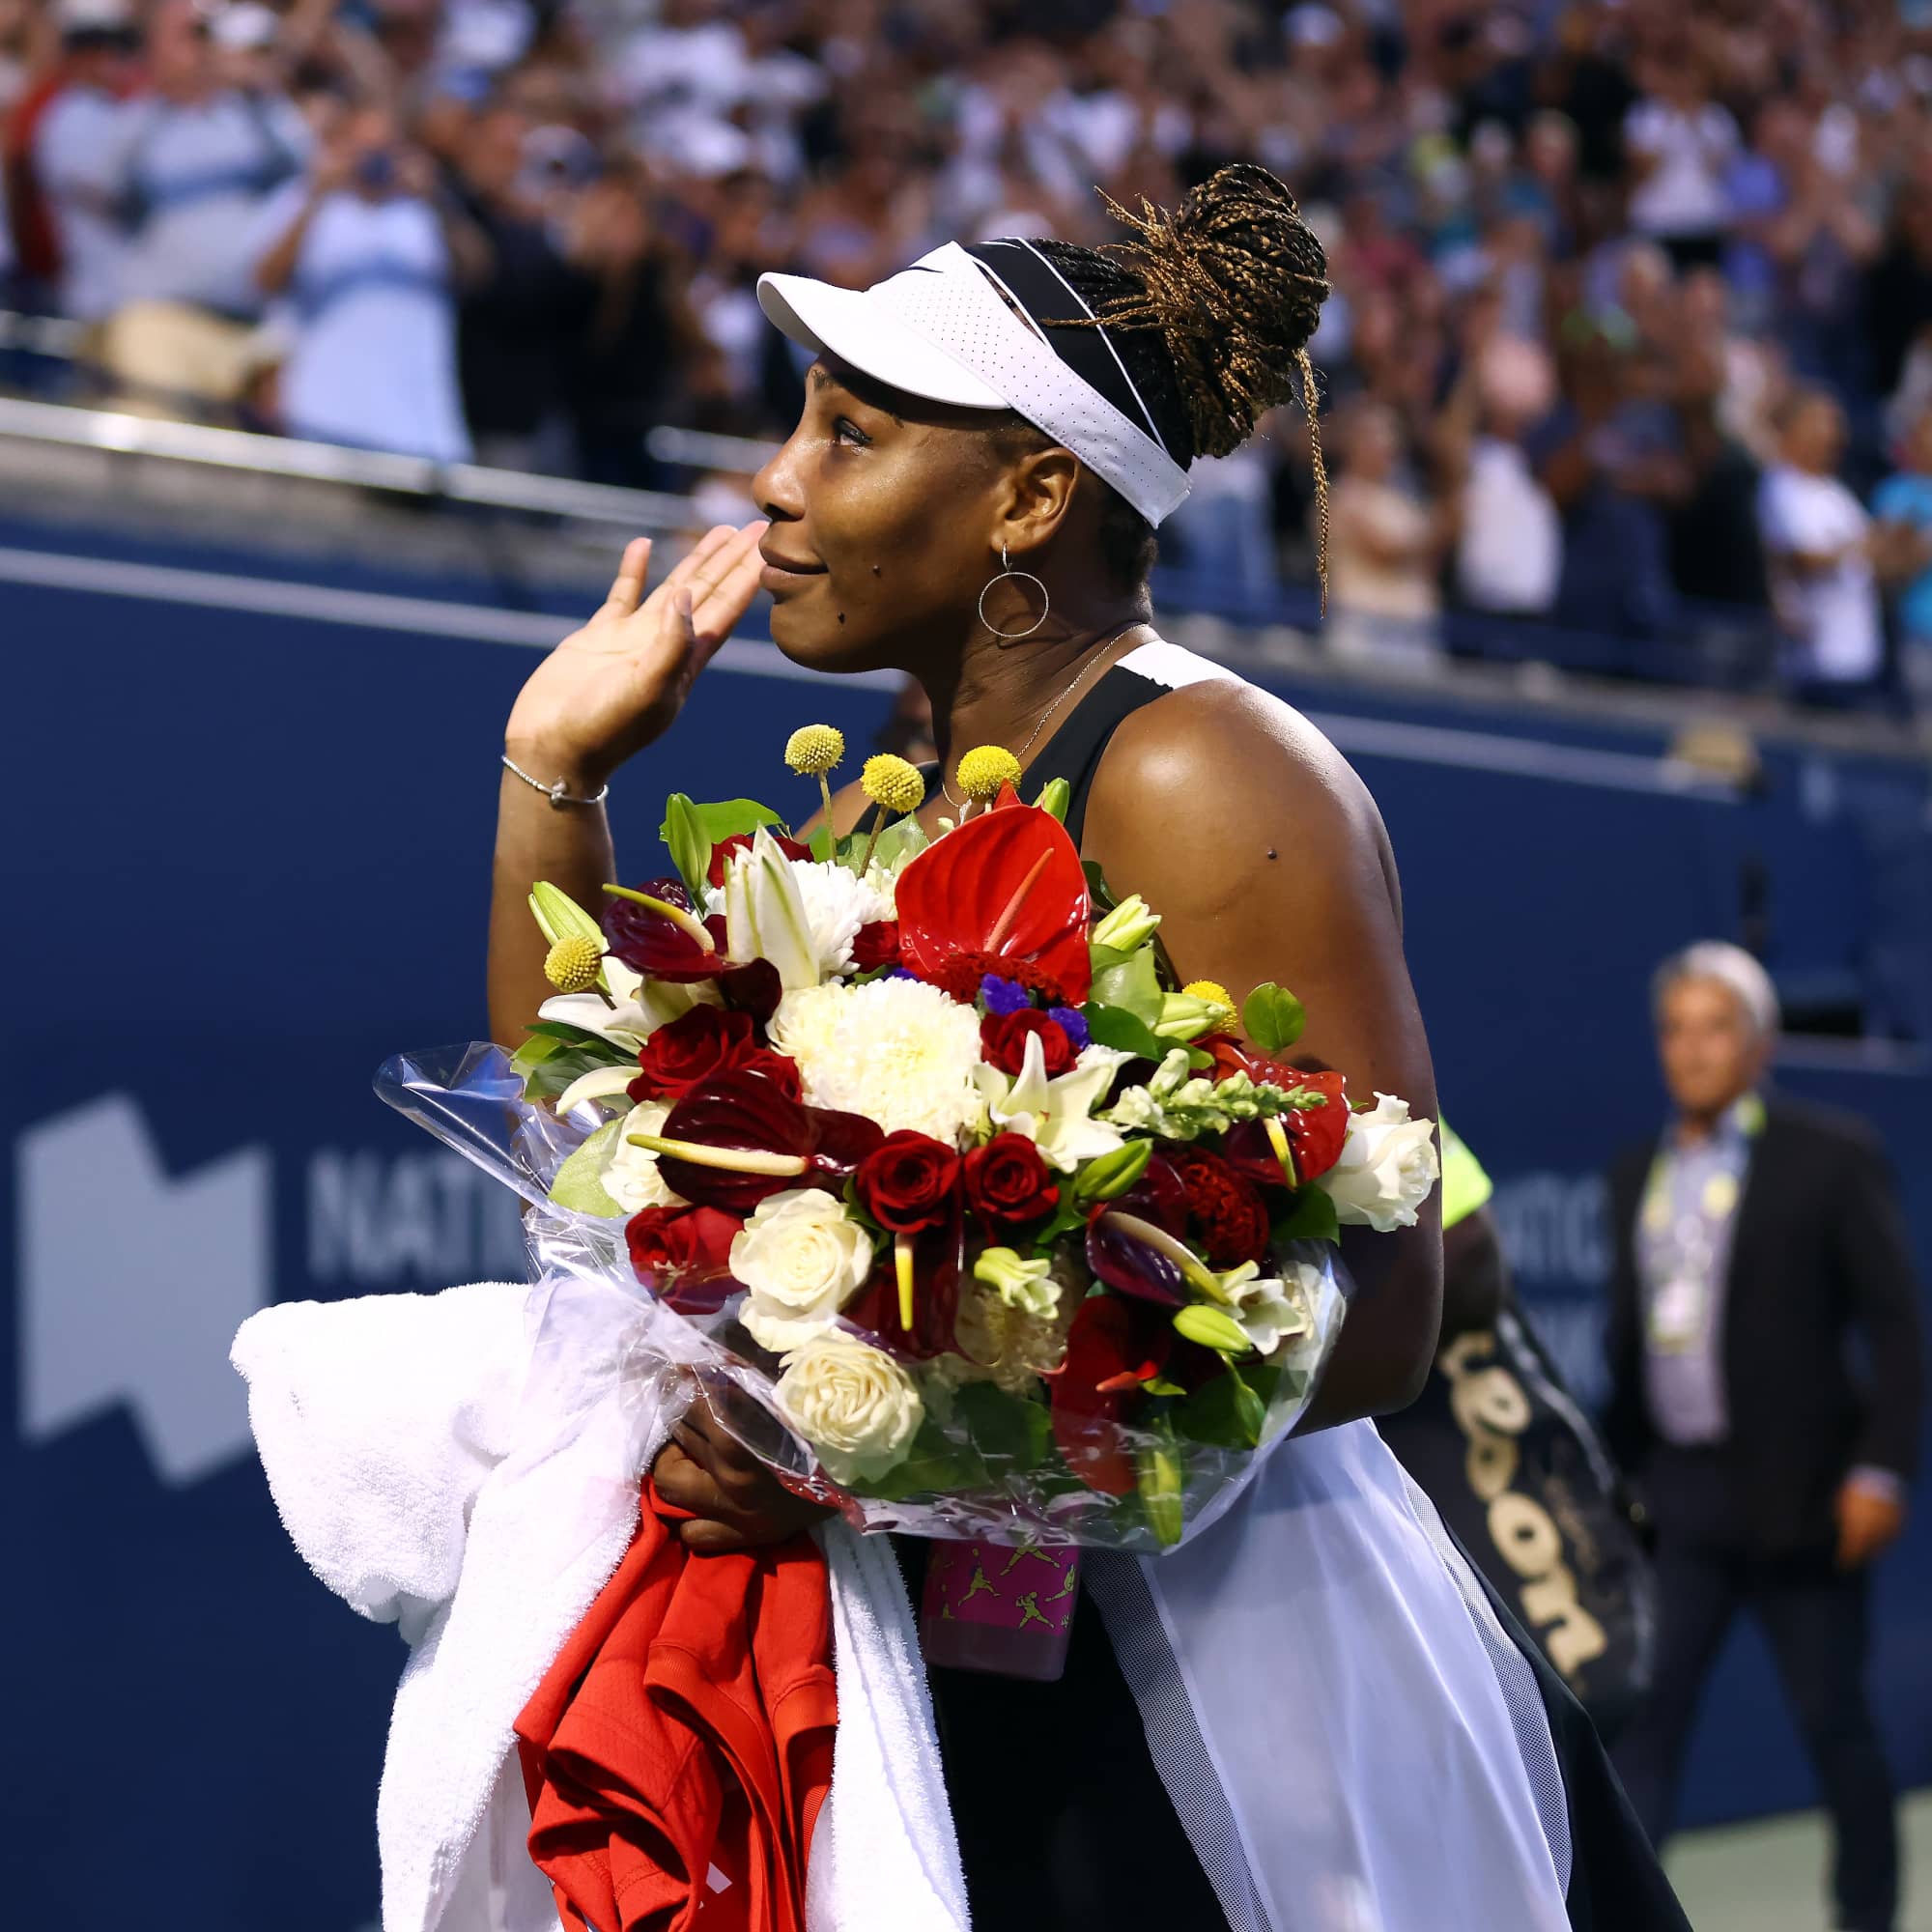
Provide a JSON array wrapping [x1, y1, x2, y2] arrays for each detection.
[[660, 793, 712, 897], [663, 796, 785, 879], [809, 822, 836, 863], [1029, 1197, 1089, 1251], [548, 1120, 627, 1216], [869, 814, 930, 874], [1174, 1365, 1269, 1451], [509, 1032, 563, 1079], [1081, 1000, 1166, 1062], [1273, 1184, 1341, 1245], [843, 1412, 987, 1500], [952, 1381, 1051, 1473], [524, 1019, 621, 1047], [1081, 860, 1118, 915], [1242, 981, 1306, 1054], [1143, 1377, 1187, 1398], [519, 1041, 628, 1102], [1091, 945, 1164, 1026]]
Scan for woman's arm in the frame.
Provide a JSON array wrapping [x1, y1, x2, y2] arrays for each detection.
[[487, 524, 767, 1049], [1083, 680, 1443, 1429]]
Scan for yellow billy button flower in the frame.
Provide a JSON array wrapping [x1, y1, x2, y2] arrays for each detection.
[[785, 724, 844, 774], [858, 753, 925, 872], [954, 744, 1022, 808], [861, 753, 925, 815], [543, 932, 604, 994], [1181, 980, 1236, 1028], [785, 724, 845, 824]]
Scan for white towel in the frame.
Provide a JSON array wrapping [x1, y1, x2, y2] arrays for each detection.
[[232, 1277, 968, 1932]]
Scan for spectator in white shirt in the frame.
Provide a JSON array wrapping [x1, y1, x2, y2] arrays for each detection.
[[1757, 388, 1885, 701], [113, 0, 308, 318], [253, 106, 486, 463], [1623, 45, 1739, 271], [1454, 334, 1562, 617], [1325, 400, 1453, 668], [24, 0, 140, 323]]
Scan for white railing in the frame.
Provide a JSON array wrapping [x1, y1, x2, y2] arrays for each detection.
[[0, 392, 698, 529]]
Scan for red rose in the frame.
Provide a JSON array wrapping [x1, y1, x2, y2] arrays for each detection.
[[851, 920, 901, 972], [625, 1205, 742, 1308], [631, 1006, 759, 1101], [1171, 1146, 1271, 1268], [855, 1129, 961, 1233], [979, 1009, 1076, 1078], [706, 831, 811, 889], [962, 1132, 1059, 1227]]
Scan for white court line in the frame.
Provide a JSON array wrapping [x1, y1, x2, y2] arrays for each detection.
[[1, 543, 1740, 794]]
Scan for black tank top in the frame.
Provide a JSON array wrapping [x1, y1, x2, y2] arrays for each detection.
[[921, 636, 1231, 851]]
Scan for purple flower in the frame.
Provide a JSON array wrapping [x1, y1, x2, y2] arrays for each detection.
[[1048, 1005, 1091, 1051], [979, 973, 1033, 1015]]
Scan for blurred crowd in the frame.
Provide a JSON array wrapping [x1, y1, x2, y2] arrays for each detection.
[[5, 0, 1932, 702]]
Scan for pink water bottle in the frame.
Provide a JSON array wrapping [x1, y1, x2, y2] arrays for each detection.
[[918, 1538, 1080, 1681]]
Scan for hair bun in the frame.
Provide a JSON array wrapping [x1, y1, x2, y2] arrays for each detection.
[[1095, 162, 1329, 461]]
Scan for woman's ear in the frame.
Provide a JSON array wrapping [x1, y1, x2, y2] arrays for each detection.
[[996, 443, 1083, 560]]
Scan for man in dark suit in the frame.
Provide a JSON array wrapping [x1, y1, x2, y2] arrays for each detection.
[[1606, 942, 1924, 1932]]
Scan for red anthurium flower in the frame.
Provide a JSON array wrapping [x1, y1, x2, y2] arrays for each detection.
[[1083, 1155, 1195, 1304], [841, 1207, 965, 1359], [650, 1067, 885, 1212], [1282, 1070, 1350, 1181], [717, 957, 784, 1026], [1170, 1144, 1271, 1266], [602, 877, 726, 982], [1220, 1067, 1350, 1188], [850, 920, 900, 972], [854, 1130, 961, 1234], [1049, 1296, 1170, 1496], [706, 831, 810, 889], [624, 1205, 741, 1310], [980, 1009, 1076, 1078], [895, 802, 1092, 1006]]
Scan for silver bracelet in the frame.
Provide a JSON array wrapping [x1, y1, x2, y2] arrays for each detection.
[[501, 753, 610, 810]]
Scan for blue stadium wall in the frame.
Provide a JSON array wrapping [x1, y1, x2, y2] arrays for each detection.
[[3, 517, 1929, 1929]]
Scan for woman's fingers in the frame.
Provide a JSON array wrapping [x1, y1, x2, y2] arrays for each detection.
[[692, 537, 769, 647], [598, 536, 653, 618], [659, 522, 742, 597], [685, 520, 768, 613]]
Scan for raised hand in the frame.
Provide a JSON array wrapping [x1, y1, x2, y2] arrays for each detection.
[[505, 520, 769, 789]]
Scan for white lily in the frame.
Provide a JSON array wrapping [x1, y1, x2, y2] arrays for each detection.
[[724, 826, 819, 989], [554, 1064, 640, 1118], [975, 1036, 1130, 1173], [538, 972, 719, 1052]]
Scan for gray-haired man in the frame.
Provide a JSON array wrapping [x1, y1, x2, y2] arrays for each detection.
[[1605, 943, 1923, 1932]]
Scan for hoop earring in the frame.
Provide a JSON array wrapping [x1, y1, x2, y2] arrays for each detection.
[[978, 542, 1049, 642]]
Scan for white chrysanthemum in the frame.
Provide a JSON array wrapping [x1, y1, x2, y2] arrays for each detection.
[[770, 976, 983, 1144], [706, 856, 892, 980], [601, 1102, 682, 1212]]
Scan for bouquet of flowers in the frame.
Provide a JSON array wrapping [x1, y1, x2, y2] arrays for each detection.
[[384, 730, 1437, 1552]]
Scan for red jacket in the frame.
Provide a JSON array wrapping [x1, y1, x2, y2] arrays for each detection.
[[516, 1483, 836, 1932]]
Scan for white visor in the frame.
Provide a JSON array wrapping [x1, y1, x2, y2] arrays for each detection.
[[757, 241, 1193, 526]]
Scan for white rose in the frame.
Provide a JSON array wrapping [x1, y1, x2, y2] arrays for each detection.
[[775, 1331, 923, 1485], [1316, 1094, 1440, 1232], [731, 1188, 876, 1352], [601, 1102, 683, 1212]]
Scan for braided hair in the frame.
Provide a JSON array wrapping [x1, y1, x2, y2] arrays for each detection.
[[994, 163, 1331, 595]]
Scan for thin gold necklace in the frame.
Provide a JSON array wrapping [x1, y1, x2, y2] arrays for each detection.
[[940, 622, 1144, 810]]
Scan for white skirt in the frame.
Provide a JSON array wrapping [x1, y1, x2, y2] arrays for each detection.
[[1089, 1418, 1573, 1932]]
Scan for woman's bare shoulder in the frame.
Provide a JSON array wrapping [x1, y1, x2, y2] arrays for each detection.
[[1093, 672, 1391, 861]]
